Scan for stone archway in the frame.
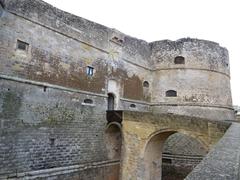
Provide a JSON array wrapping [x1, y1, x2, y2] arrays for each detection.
[[144, 131, 175, 180], [104, 122, 123, 180], [119, 111, 229, 180], [162, 133, 208, 179], [105, 122, 122, 160], [143, 130, 208, 180]]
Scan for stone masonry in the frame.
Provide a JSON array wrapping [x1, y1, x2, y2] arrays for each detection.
[[0, 0, 236, 179]]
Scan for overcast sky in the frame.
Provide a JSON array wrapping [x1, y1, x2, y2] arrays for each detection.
[[44, 0, 240, 106]]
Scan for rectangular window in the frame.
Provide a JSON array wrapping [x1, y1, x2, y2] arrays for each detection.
[[86, 66, 94, 76], [17, 40, 29, 51]]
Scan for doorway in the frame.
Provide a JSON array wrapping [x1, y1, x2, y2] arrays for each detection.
[[108, 93, 115, 110]]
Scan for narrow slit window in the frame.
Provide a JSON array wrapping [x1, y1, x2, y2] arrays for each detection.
[[17, 40, 29, 51], [166, 90, 177, 97], [43, 86, 47, 92], [86, 66, 94, 76], [174, 56, 185, 64]]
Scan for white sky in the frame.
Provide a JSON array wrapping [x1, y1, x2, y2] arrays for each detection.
[[44, 0, 240, 106]]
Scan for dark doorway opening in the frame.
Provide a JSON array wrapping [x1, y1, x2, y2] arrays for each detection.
[[108, 93, 115, 110]]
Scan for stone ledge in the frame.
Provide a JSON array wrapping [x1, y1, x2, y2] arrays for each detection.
[[0, 160, 120, 179], [185, 123, 240, 180]]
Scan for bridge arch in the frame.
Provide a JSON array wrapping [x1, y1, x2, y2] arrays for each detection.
[[114, 111, 229, 180], [144, 128, 209, 151], [143, 129, 208, 180]]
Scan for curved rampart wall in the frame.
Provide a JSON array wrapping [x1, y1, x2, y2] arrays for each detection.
[[150, 39, 234, 120]]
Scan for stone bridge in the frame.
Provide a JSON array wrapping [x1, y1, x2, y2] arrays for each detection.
[[106, 111, 231, 180]]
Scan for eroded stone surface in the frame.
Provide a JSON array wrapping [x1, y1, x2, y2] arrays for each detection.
[[0, 0, 236, 179], [186, 123, 240, 180]]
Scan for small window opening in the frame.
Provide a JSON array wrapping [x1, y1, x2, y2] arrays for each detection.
[[118, 39, 123, 43], [49, 138, 55, 146], [84, 99, 93, 104], [17, 40, 29, 51], [86, 66, 94, 76], [130, 104, 136, 108], [162, 158, 172, 164], [111, 36, 124, 44], [166, 90, 177, 97], [43, 86, 47, 92], [143, 81, 149, 88], [174, 56, 185, 64], [112, 36, 119, 41]]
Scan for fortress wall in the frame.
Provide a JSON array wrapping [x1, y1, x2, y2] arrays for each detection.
[[0, 79, 116, 178], [150, 38, 234, 120], [0, 4, 152, 103], [0, 0, 236, 179], [0, 0, 152, 68], [152, 69, 232, 106], [186, 123, 240, 180], [0, 2, 151, 179]]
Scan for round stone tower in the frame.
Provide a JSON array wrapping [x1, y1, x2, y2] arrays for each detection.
[[150, 38, 234, 121]]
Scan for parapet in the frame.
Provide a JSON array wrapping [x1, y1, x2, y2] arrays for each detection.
[[186, 123, 240, 179]]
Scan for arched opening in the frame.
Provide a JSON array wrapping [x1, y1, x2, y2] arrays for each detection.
[[166, 90, 177, 97], [144, 131, 207, 180], [129, 104, 136, 108], [108, 93, 115, 110], [105, 123, 122, 160], [144, 131, 175, 180], [105, 123, 122, 179], [83, 98, 93, 104], [162, 133, 208, 180], [143, 81, 149, 88], [174, 56, 185, 64]]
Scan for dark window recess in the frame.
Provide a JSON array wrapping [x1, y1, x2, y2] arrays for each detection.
[[130, 104, 136, 108], [111, 36, 124, 44], [166, 90, 177, 97], [143, 81, 149, 88], [84, 99, 93, 104], [49, 138, 55, 146], [43, 86, 47, 92], [108, 93, 115, 110], [174, 56, 185, 64], [86, 66, 94, 76], [17, 40, 29, 51], [162, 158, 172, 164]]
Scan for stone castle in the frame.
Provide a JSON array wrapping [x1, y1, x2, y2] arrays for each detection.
[[0, 0, 239, 179]]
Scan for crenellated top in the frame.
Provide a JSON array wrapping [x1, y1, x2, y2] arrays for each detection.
[[150, 38, 230, 76]]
